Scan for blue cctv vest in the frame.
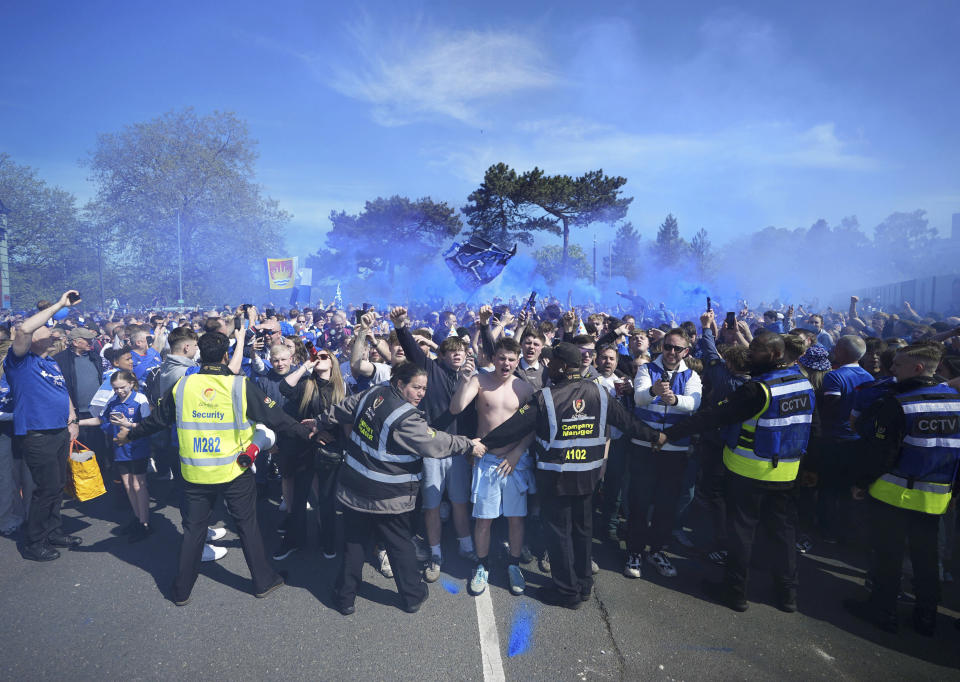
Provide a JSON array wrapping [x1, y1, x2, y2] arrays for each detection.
[[633, 363, 693, 450], [868, 383, 960, 515], [723, 366, 815, 483]]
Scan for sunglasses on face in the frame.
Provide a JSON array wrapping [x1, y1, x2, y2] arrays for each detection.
[[315, 353, 330, 360], [662, 343, 688, 353]]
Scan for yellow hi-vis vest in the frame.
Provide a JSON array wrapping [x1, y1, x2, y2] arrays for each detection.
[[174, 373, 255, 484]]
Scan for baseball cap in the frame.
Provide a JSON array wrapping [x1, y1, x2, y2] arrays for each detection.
[[68, 327, 97, 341], [552, 342, 581, 367]]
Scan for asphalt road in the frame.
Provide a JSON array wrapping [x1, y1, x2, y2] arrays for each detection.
[[1, 478, 959, 681]]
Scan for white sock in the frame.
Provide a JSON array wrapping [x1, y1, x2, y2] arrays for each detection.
[[430, 543, 442, 560], [459, 536, 474, 553]]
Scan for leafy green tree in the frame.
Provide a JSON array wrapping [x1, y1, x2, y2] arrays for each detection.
[[532, 244, 592, 286], [517, 168, 631, 270], [690, 228, 713, 281], [873, 210, 938, 277], [602, 222, 642, 281], [84, 108, 289, 304], [654, 213, 688, 266], [313, 195, 462, 284], [0, 153, 99, 307], [461, 163, 535, 246]]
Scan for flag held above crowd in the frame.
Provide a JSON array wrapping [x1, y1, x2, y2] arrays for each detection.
[[443, 236, 517, 291], [266, 258, 296, 290]]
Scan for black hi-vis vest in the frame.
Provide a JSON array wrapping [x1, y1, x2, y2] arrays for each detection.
[[339, 385, 422, 513], [535, 379, 609, 495]]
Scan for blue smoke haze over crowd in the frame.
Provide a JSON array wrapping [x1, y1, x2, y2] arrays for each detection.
[[2, 2, 958, 314]]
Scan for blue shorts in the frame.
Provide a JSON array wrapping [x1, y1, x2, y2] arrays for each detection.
[[422, 455, 471, 509], [470, 454, 534, 519]]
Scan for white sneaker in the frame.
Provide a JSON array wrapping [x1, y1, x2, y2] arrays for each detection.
[[425, 555, 442, 583], [646, 550, 678, 577], [624, 552, 642, 578], [206, 527, 226, 542], [377, 549, 393, 578], [306, 500, 313, 511], [202, 544, 227, 562]]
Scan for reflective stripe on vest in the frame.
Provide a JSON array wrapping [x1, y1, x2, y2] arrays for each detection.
[[348, 393, 419, 464], [344, 453, 422, 484], [340, 386, 425, 500], [868, 383, 960, 515], [722, 368, 813, 483], [868, 474, 952, 515], [535, 383, 609, 472], [175, 374, 254, 484]]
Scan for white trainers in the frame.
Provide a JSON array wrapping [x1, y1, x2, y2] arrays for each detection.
[[469, 564, 488, 595], [202, 544, 227, 562], [508, 564, 525, 595], [206, 527, 226, 542], [424, 555, 442, 583], [646, 550, 678, 577], [377, 549, 393, 578], [624, 552, 642, 578]]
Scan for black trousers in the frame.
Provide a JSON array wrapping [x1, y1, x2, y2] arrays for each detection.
[[626, 445, 688, 553], [542, 491, 594, 598], [15, 429, 70, 548], [698, 440, 728, 551], [335, 507, 426, 610], [289, 457, 341, 548], [599, 438, 629, 536], [173, 470, 277, 601], [817, 439, 857, 538], [869, 498, 940, 614], [723, 474, 797, 599]]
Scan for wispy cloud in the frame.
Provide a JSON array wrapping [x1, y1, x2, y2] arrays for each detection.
[[327, 20, 558, 126], [435, 117, 876, 184]]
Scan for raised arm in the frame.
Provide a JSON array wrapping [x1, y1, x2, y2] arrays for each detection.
[[350, 312, 377, 379], [12, 289, 78, 357], [449, 374, 481, 416]]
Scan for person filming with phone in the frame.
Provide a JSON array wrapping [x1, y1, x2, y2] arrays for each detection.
[[4, 290, 84, 562]]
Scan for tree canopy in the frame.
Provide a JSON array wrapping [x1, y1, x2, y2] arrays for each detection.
[[312, 195, 462, 284], [84, 108, 289, 303]]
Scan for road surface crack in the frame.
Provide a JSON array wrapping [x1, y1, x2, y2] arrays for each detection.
[[593, 585, 626, 681]]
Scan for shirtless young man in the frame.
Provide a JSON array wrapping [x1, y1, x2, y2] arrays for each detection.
[[450, 337, 534, 595]]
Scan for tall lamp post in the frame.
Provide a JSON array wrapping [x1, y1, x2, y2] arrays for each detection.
[[177, 210, 184, 311]]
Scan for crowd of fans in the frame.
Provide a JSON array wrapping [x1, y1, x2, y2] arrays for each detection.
[[1, 289, 959, 633]]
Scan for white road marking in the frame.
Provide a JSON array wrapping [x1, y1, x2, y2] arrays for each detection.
[[814, 646, 835, 662], [475, 588, 506, 682]]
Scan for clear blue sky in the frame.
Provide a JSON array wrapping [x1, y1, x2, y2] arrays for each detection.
[[2, 0, 958, 259]]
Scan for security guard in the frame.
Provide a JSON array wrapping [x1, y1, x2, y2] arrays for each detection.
[[481, 342, 660, 609], [657, 332, 816, 613], [845, 341, 960, 636], [318, 361, 484, 615], [118, 332, 315, 605]]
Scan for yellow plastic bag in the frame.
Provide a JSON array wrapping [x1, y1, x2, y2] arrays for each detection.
[[66, 440, 107, 502]]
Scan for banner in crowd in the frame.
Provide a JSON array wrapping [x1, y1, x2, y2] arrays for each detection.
[[266, 257, 297, 290], [443, 236, 517, 291]]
